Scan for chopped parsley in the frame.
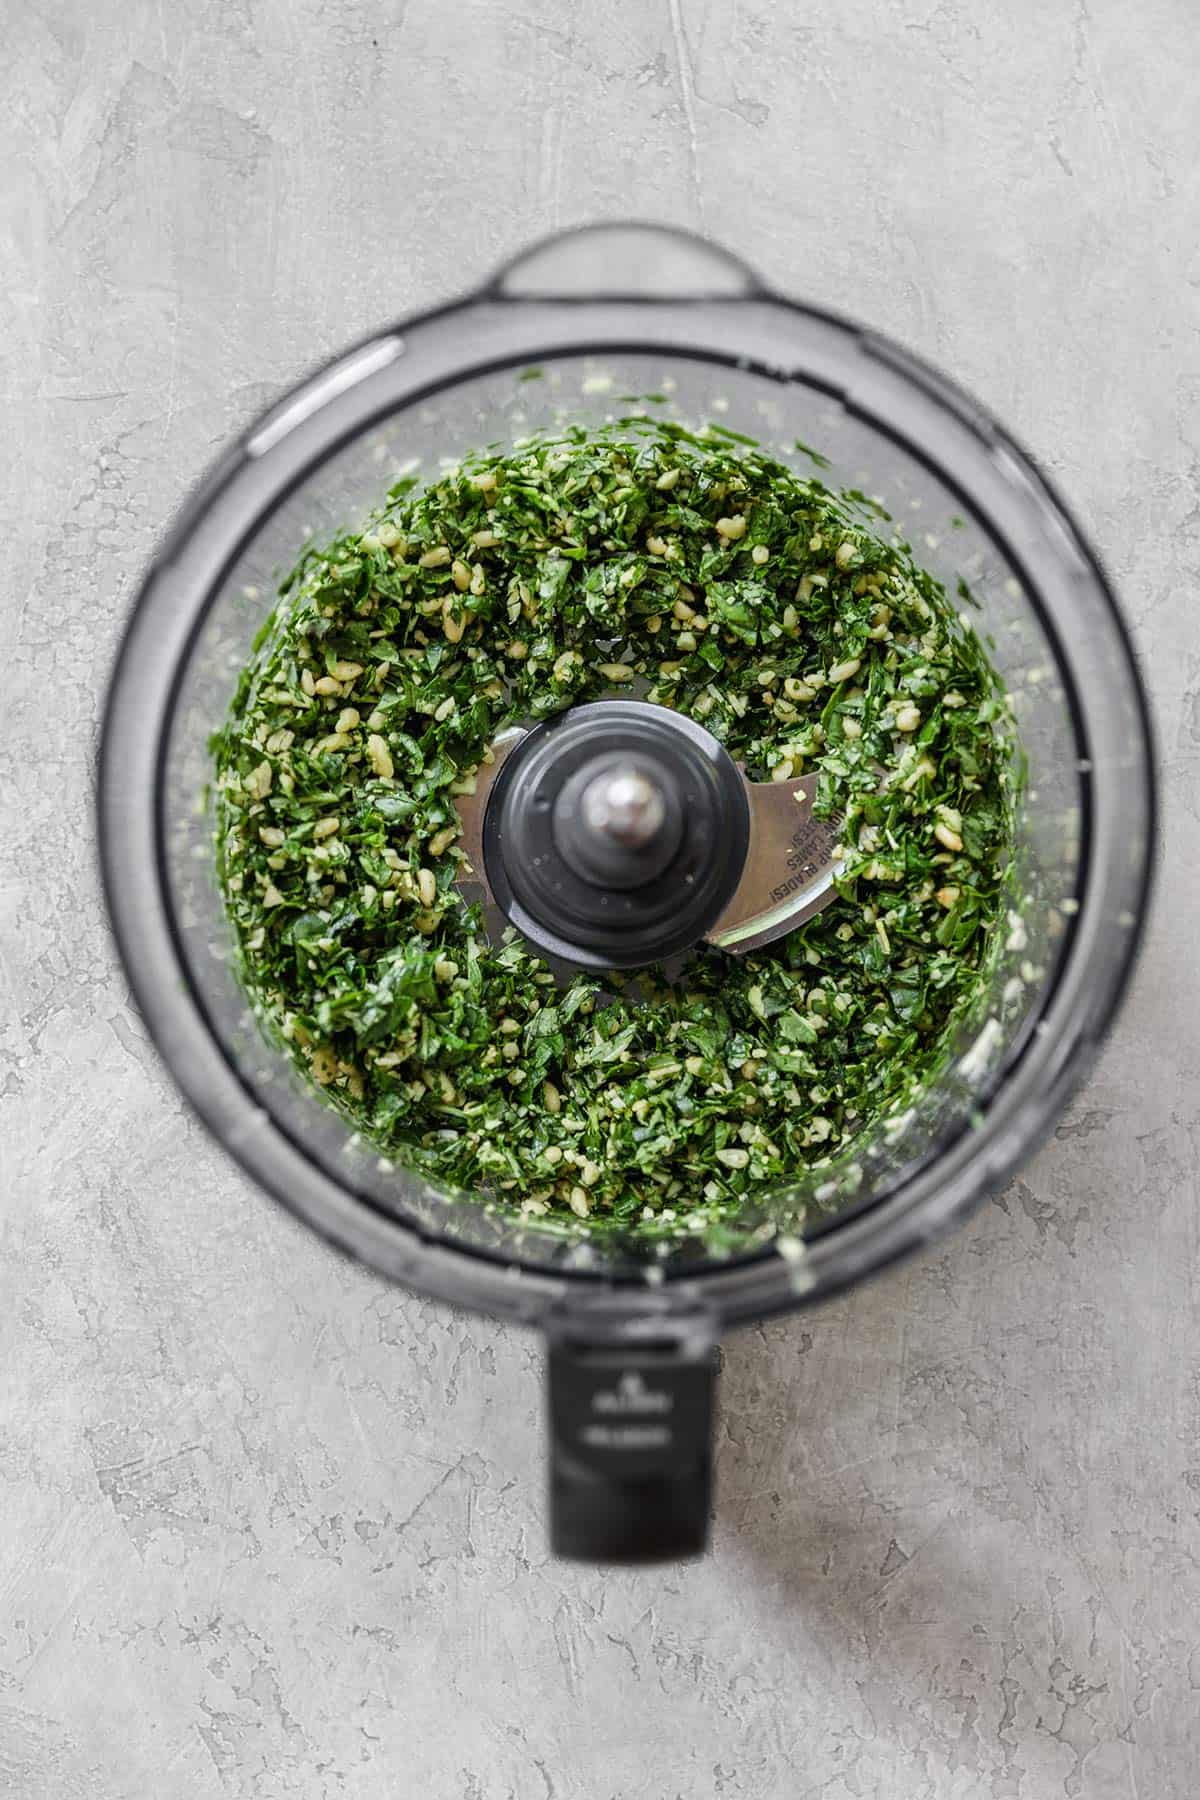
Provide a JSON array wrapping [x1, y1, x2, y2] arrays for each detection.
[[212, 419, 1016, 1240]]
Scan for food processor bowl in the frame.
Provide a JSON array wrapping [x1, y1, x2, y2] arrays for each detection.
[[99, 224, 1155, 1560]]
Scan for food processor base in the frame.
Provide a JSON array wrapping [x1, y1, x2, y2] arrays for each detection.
[[548, 1331, 717, 1561]]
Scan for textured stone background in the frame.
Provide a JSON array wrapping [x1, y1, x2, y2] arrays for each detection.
[[3, 0, 1198, 1794]]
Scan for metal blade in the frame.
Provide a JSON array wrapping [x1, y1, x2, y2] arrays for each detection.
[[704, 773, 843, 954], [453, 724, 529, 889], [453, 727, 844, 962]]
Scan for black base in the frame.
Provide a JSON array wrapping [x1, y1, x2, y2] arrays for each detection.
[[547, 1330, 717, 1563]]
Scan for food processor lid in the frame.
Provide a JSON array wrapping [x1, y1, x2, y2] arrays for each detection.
[[97, 221, 1157, 1329]]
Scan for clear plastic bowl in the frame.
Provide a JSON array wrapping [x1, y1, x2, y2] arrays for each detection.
[[99, 225, 1155, 1558]]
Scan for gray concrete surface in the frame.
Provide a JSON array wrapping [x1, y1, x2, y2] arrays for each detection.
[[2, 0, 1198, 1794]]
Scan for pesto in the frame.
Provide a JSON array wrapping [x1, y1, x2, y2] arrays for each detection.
[[212, 419, 1015, 1236]]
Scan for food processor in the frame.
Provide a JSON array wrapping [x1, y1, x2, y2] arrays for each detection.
[[99, 223, 1155, 1561]]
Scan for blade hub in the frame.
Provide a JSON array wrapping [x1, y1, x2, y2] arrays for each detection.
[[454, 698, 845, 972], [481, 700, 749, 971]]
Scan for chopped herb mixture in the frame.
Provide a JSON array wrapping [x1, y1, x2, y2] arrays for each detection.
[[212, 419, 1016, 1236]]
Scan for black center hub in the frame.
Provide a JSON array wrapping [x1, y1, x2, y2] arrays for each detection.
[[481, 700, 750, 970]]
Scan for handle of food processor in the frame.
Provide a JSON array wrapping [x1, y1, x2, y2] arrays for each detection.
[[546, 1316, 718, 1562], [489, 221, 764, 300]]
